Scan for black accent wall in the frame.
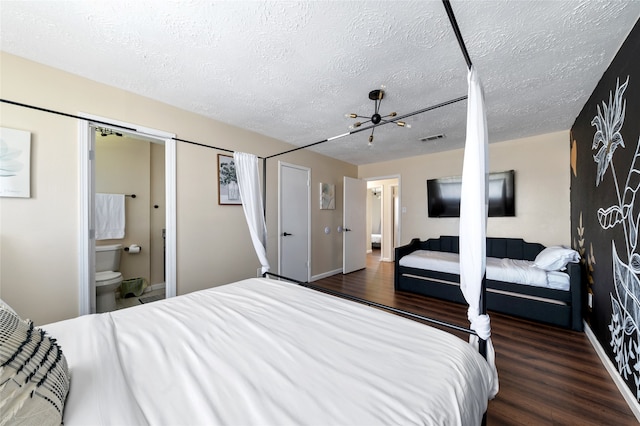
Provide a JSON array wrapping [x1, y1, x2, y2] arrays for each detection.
[[571, 19, 640, 399]]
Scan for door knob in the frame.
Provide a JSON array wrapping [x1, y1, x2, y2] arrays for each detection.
[[344, 228, 351, 232], [283, 232, 292, 236]]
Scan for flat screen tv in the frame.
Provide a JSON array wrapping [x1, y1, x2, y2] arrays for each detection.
[[427, 170, 515, 218]]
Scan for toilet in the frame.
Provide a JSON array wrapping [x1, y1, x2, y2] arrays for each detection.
[[95, 244, 123, 313]]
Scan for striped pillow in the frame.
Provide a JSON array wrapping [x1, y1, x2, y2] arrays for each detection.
[[0, 306, 70, 425]]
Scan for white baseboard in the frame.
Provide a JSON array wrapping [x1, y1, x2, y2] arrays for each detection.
[[584, 321, 640, 421], [310, 269, 342, 282], [145, 282, 165, 293]]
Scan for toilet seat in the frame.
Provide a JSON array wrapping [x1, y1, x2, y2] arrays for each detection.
[[96, 271, 123, 287]]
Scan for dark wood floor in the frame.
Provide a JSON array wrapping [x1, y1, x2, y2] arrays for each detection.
[[311, 252, 638, 425]]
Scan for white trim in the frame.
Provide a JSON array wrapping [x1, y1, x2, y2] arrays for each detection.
[[584, 321, 640, 422], [147, 282, 166, 292], [165, 137, 177, 298], [278, 161, 311, 283], [278, 163, 282, 276], [78, 113, 177, 314], [400, 273, 569, 305], [311, 268, 342, 282], [78, 120, 94, 315]]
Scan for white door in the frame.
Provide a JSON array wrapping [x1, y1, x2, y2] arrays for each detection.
[[279, 162, 310, 282], [343, 176, 367, 274]]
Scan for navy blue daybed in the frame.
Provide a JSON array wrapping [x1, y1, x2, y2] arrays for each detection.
[[394, 236, 583, 331]]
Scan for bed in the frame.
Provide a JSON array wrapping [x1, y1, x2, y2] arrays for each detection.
[[2, 277, 497, 425], [371, 233, 381, 249], [395, 236, 583, 331]]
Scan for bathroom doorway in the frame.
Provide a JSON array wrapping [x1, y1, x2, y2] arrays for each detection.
[[366, 176, 400, 263], [95, 131, 167, 310], [79, 115, 176, 315], [368, 186, 382, 255]]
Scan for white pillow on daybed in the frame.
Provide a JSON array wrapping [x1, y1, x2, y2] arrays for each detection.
[[533, 246, 581, 271]]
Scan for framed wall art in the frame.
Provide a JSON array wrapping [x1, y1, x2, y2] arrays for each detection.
[[0, 127, 31, 198], [218, 154, 241, 205], [320, 182, 335, 210]]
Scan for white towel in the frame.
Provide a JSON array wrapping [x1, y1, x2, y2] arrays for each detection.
[[95, 193, 125, 240]]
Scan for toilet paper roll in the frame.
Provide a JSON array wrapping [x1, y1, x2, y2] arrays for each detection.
[[127, 244, 141, 254]]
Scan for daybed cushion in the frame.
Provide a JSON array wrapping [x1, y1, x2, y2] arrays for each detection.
[[398, 250, 568, 290], [0, 305, 70, 426], [533, 246, 581, 271]]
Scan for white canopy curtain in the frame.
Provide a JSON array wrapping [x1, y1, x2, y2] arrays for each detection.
[[459, 66, 499, 396], [233, 152, 270, 274]]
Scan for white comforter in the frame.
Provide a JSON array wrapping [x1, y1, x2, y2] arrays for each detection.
[[399, 250, 570, 291], [44, 278, 496, 425]]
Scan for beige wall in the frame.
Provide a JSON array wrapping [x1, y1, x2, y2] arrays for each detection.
[[360, 131, 571, 247], [0, 52, 356, 324]]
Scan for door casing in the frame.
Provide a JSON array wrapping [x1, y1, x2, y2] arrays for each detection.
[[78, 114, 176, 315], [365, 175, 401, 262]]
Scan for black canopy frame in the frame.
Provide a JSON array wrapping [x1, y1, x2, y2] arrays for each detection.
[[0, 0, 488, 361]]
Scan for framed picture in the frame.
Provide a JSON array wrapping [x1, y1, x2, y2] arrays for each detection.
[[0, 127, 31, 198], [320, 182, 335, 210], [218, 154, 241, 205]]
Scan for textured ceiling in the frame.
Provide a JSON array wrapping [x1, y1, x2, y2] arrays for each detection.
[[1, 1, 639, 165]]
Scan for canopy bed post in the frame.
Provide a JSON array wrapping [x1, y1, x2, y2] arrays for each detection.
[[262, 157, 267, 216], [479, 275, 487, 357], [442, 0, 473, 70], [233, 152, 270, 275], [442, 0, 496, 393]]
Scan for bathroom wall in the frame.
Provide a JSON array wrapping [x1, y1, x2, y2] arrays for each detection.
[[95, 134, 166, 286]]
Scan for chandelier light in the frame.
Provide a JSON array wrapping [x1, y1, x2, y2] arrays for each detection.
[[345, 86, 411, 146]]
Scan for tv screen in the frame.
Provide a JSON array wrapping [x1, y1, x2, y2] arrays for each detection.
[[427, 170, 515, 218]]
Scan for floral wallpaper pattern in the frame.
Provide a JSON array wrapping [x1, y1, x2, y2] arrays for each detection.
[[590, 77, 640, 399], [571, 19, 639, 401]]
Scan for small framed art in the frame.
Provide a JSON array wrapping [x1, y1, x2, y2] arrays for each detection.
[[0, 127, 31, 198], [218, 154, 241, 205], [320, 182, 335, 210]]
